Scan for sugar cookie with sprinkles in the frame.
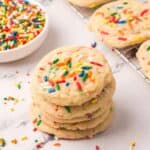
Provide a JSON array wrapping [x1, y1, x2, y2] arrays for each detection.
[[31, 100, 113, 123], [31, 78, 115, 120], [31, 106, 113, 139], [31, 46, 114, 106], [0, 0, 45, 52], [68, 0, 113, 8], [88, 0, 150, 48], [30, 46, 115, 139], [136, 40, 150, 79], [30, 103, 113, 131]]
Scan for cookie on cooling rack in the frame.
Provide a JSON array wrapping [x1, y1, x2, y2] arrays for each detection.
[[68, 0, 113, 8], [88, 0, 150, 48], [136, 40, 150, 79]]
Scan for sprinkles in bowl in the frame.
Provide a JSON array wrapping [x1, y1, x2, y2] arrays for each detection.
[[0, 0, 46, 52]]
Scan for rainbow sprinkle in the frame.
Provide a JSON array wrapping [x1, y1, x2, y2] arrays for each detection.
[[37, 48, 105, 94], [0, 138, 6, 147], [147, 45, 150, 51], [65, 106, 71, 113]]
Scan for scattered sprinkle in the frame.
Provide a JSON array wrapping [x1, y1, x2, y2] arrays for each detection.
[[53, 58, 59, 64], [21, 136, 28, 141], [0, 138, 6, 147], [82, 73, 88, 82], [147, 45, 150, 51], [55, 84, 60, 91], [36, 120, 42, 126], [43, 76, 49, 82], [123, 1, 128, 5], [39, 67, 45, 71], [68, 61, 72, 68], [11, 139, 17, 144], [111, 12, 118, 16], [130, 141, 136, 150], [33, 118, 37, 124], [2, 96, 19, 105], [56, 80, 66, 84], [90, 61, 103, 67], [48, 88, 56, 93], [65, 106, 71, 113], [16, 82, 22, 89], [65, 82, 70, 87], [36, 142, 44, 149], [91, 41, 97, 48], [117, 20, 126, 24], [100, 31, 109, 35], [63, 70, 69, 76], [95, 145, 100, 150], [33, 127, 37, 132], [79, 70, 85, 77], [76, 81, 82, 91], [53, 142, 61, 147], [82, 66, 92, 70], [10, 108, 15, 112], [118, 37, 127, 41], [140, 9, 149, 16]]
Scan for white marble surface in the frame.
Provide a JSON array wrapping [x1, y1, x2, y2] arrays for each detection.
[[0, 0, 150, 150]]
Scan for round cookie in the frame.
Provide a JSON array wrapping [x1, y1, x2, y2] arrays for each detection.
[[88, 0, 150, 48], [31, 102, 112, 131], [136, 40, 150, 79], [68, 0, 113, 8], [31, 100, 113, 123], [31, 110, 113, 139], [32, 78, 115, 120], [31, 46, 113, 106]]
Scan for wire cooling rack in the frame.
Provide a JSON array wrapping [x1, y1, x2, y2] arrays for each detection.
[[66, 2, 150, 84]]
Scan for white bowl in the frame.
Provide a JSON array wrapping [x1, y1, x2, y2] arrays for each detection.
[[0, 0, 49, 63]]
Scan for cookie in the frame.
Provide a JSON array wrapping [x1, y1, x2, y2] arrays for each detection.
[[136, 40, 150, 79], [88, 0, 150, 48], [31, 110, 113, 139], [31, 46, 113, 106], [30, 102, 112, 131], [31, 100, 113, 123], [32, 78, 115, 120], [68, 0, 113, 8]]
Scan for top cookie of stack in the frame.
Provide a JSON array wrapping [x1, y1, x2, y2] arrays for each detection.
[[31, 46, 113, 106]]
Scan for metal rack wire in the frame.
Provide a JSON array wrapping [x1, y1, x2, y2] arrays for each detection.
[[67, 2, 150, 83]]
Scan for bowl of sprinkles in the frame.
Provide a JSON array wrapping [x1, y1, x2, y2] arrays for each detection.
[[0, 0, 48, 63]]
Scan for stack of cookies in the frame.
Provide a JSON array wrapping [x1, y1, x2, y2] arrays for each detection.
[[30, 46, 116, 139]]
